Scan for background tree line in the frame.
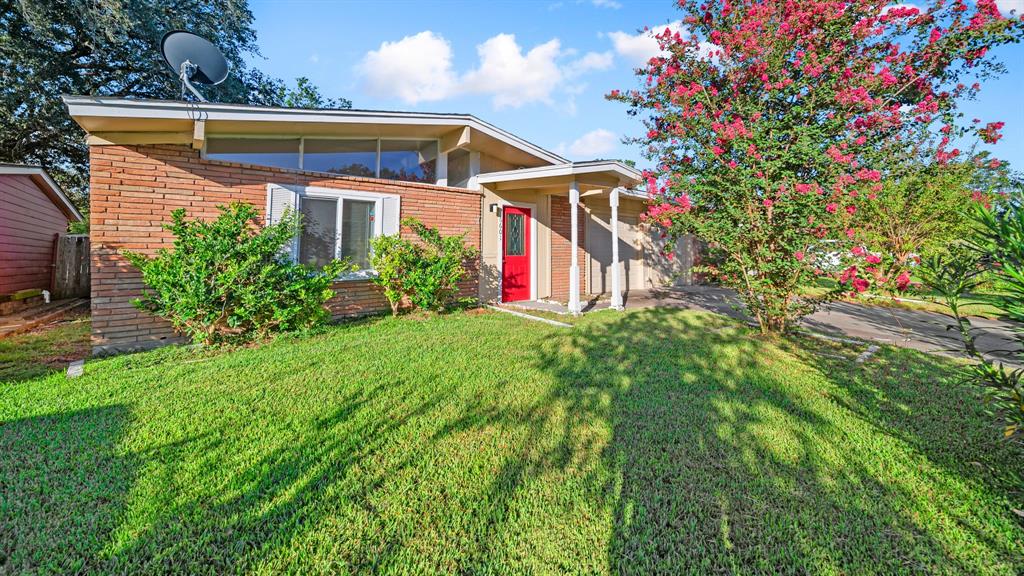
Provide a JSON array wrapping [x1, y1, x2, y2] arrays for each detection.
[[0, 0, 350, 205]]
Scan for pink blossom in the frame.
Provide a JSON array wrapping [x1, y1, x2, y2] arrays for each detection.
[[826, 203, 838, 214], [763, 198, 773, 207], [865, 254, 881, 264], [853, 278, 869, 293], [795, 250, 805, 261], [839, 266, 858, 283], [896, 271, 911, 292]]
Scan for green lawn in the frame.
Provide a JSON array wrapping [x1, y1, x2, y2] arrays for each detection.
[[2, 309, 1022, 574]]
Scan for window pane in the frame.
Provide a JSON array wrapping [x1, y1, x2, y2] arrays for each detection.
[[505, 213, 524, 256], [299, 198, 337, 268], [380, 140, 437, 183], [206, 138, 300, 169], [447, 148, 471, 188], [341, 200, 375, 270], [303, 139, 377, 178]]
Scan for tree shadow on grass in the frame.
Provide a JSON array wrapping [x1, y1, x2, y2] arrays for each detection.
[[530, 309, 1024, 574], [19, 310, 1020, 573], [0, 405, 133, 574]]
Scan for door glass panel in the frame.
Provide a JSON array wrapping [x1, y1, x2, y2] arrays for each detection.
[[299, 198, 338, 268], [505, 212, 524, 256], [341, 200, 375, 270]]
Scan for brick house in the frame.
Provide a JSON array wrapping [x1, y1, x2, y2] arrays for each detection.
[[65, 97, 697, 354]]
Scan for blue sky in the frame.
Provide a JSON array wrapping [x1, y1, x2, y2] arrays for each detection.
[[246, 0, 1024, 172]]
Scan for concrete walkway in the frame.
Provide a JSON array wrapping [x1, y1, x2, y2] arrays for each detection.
[[515, 287, 1019, 363]]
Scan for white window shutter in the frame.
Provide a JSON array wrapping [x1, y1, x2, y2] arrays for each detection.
[[267, 184, 299, 260], [382, 195, 401, 236]]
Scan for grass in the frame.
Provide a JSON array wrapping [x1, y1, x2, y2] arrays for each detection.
[[2, 308, 1022, 574], [0, 311, 90, 382]]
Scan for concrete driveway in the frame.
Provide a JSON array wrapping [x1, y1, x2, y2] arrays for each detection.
[[609, 286, 1020, 363]]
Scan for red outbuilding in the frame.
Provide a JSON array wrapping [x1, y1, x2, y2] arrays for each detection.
[[0, 164, 83, 295]]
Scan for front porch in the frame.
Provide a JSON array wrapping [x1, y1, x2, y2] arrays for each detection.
[[476, 161, 659, 314], [496, 286, 733, 315]]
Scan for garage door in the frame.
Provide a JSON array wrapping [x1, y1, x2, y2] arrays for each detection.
[[587, 211, 644, 294], [643, 230, 699, 287]]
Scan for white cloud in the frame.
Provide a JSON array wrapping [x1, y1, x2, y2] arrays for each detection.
[[357, 31, 610, 110], [592, 0, 622, 8], [607, 21, 721, 66], [309, 53, 320, 64], [879, 2, 921, 16], [357, 31, 457, 105], [462, 34, 564, 108], [565, 50, 614, 77], [556, 128, 618, 158], [607, 21, 683, 66], [995, 0, 1023, 15]]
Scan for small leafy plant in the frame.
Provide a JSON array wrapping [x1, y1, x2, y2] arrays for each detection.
[[124, 203, 351, 345], [918, 200, 1024, 442], [369, 218, 478, 315]]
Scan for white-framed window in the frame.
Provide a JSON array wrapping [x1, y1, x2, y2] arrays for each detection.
[[267, 184, 401, 280]]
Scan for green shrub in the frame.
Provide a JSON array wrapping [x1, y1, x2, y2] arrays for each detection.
[[369, 218, 479, 315], [368, 233, 422, 316], [919, 199, 1024, 443], [124, 203, 351, 345]]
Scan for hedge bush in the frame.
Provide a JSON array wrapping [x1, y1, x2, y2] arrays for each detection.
[[124, 203, 350, 345], [369, 218, 478, 315]]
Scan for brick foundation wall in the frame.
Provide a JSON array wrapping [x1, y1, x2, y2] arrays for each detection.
[[550, 195, 586, 302], [89, 144, 482, 354]]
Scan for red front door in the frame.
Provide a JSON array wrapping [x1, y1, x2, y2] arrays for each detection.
[[501, 206, 531, 302]]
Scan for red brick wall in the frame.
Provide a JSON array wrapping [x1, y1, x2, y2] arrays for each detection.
[[0, 174, 71, 294], [550, 195, 586, 302], [89, 144, 481, 354]]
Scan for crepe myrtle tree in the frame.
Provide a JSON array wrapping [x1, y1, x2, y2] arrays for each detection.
[[851, 148, 1012, 292], [609, 0, 1022, 334]]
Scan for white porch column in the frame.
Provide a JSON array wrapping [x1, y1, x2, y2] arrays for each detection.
[[568, 180, 581, 315], [610, 186, 624, 311]]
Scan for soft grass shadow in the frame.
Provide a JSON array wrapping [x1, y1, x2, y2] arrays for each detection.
[[0, 405, 133, 573], [1, 308, 1021, 573], [532, 308, 1024, 574]]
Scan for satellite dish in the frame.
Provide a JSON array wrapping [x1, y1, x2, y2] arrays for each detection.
[[161, 30, 229, 102]]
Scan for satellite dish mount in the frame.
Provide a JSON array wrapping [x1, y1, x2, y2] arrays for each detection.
[[161, 31, 230, 102], [177, 59, 205, 101]]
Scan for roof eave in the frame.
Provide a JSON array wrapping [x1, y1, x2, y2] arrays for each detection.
[[61, 95, 568, 166], [0, 164, 83, 222], [476, 160, 642, 186]]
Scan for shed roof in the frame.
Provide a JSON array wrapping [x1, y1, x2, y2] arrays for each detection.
[[0, 164, 83, 222]]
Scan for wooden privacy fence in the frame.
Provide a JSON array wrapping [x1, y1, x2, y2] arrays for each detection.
[[51, 234, 90, 299]]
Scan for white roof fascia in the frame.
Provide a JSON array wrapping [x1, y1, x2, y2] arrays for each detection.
[[0, 164, 83, 221], [475, 161, 642, 185], [62, 96, 568, 166]]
